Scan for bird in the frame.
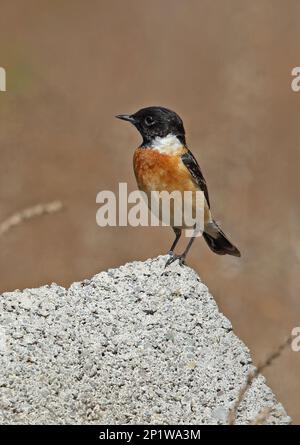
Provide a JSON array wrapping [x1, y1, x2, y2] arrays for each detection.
[[116, 106, 240, 267]]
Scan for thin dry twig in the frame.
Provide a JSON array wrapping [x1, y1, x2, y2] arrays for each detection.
[[228, 334, 292, 425], [250, 406, 274, 425], [0, 201, 63, 238]]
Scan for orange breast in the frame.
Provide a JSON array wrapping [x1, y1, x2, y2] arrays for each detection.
[[133, 147, 197, 194], [133, 146, 212, 228]]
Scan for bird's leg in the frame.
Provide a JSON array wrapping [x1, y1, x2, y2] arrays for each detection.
[[165, 225, 199, 268], [167, 227, 182, 256]]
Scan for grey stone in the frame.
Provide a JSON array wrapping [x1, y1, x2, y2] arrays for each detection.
[[0, 256, 291, 424]]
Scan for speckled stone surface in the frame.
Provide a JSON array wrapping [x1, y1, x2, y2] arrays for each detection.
[[0, 256, 291, 424]]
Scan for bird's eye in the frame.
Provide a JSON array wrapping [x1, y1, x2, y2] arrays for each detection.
[[145, 115, 155, 126]]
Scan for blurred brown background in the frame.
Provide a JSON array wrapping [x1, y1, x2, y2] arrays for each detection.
[[0, 0, 299, 422]]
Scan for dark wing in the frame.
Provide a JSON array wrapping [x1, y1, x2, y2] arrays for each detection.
[[181, 149, 210, 208]]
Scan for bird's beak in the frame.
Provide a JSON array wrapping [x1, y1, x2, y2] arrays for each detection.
[[115, 114, 136, 124]]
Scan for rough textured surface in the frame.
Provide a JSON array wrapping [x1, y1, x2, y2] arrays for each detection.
[[0, 256, 290, 424]]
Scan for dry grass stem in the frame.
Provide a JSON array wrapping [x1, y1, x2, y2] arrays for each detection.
[[250, 406, 274, 425], [0, 201, 63, 238], [228, 334, 292, 425]]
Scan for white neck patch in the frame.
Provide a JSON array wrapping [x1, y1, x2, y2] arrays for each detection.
[[151, 134, 183, 154]]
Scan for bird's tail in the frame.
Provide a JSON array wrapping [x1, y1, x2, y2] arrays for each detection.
[[203, 220, 241, 257]]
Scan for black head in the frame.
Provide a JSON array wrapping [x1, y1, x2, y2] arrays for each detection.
[[116, 106, 186, 146]]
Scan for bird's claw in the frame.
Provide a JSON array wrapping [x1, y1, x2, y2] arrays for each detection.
[[165, 254, 186, 269]]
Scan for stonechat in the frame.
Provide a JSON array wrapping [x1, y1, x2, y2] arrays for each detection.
[[116, 106, 240, 267]]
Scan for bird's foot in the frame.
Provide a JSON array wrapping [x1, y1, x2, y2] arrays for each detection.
[[165, 254, 186, 269]]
